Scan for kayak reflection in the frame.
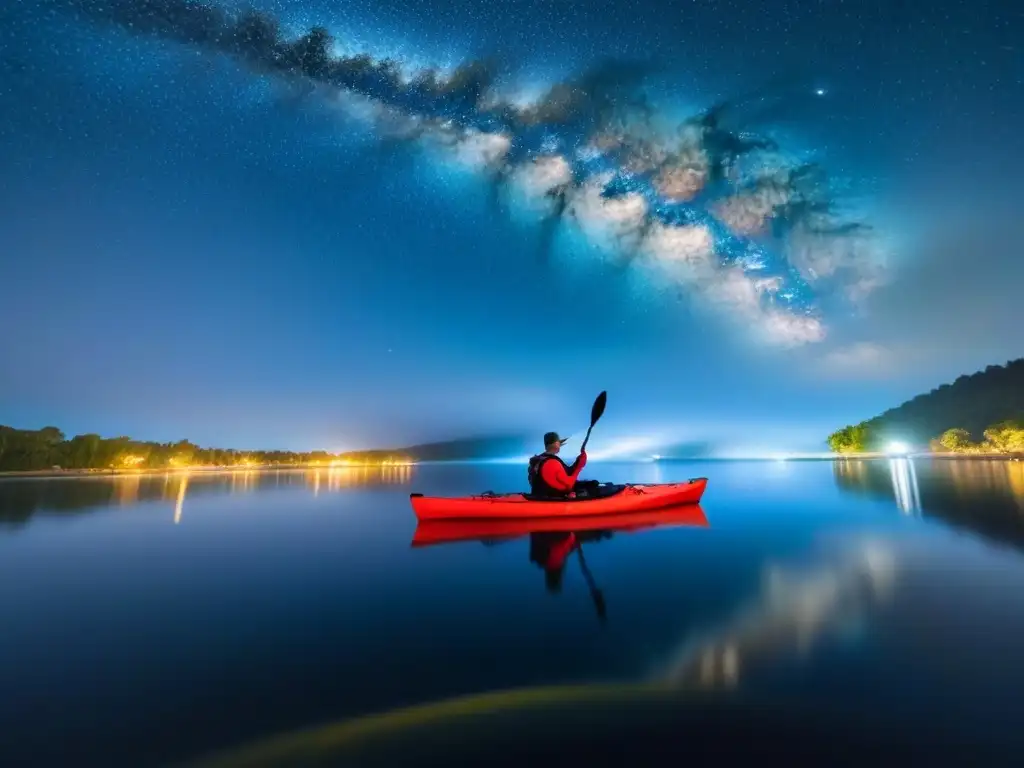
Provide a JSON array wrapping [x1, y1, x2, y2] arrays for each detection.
[[410, 504, 709, 547], [412, 505, 709, 624], [528, 530, 611, 621]]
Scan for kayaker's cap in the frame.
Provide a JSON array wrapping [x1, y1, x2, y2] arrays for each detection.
[[544, 431, 570, 448]]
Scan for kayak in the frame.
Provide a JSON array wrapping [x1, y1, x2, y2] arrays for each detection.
[[411, 504, 710, 547], [409, 477, 707, 521]]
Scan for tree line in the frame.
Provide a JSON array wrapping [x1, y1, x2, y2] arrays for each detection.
[[0, 426, 413, 472], [827, 358, 1024, 453]]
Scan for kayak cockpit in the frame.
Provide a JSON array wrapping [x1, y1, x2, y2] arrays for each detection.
[[522, 482, 628, 502]]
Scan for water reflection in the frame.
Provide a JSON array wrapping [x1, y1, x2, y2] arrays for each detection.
[[411, 505, 710, 547], [413, 506, 710, 625], [115, 472, 141, 507], [421, 511, 896, 688], [528, 531, 612, 622], [197, 536, 900, 768], [834, 458, 1024, 550], [654, 539, 895, 689], [174, 473, 190, 524], [0, 466, 414, 529], [833, 457, 923, 514], [888, 457, 921, 514]]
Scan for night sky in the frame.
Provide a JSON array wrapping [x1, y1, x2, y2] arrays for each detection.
[[1, 0, 1021, 455]]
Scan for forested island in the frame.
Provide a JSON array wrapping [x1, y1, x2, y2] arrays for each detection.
[[0, 426, 414, 473], [827, 358, 1024, 454]]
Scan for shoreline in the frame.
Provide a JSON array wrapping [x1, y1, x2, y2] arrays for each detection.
[[2, 452, 1022, 479], [654, 453, 1023, 462], [828, 452, 1023, 461]]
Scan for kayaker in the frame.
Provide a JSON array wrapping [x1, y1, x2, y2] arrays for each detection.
[[527, 431, 593, 498]]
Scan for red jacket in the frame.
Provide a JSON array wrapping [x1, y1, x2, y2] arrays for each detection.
[[532, 451, 587, 493]]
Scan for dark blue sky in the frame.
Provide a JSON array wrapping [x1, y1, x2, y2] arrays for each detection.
[[0, 0, 1020, 454]]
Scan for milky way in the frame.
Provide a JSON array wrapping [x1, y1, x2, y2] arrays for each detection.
[[60, 0, 885, 346]]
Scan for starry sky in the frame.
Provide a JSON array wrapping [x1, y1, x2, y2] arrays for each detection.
[[0, 0, 1020, 454]]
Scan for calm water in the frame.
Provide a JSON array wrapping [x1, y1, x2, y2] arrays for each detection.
[[3, 459, 1024, 765]]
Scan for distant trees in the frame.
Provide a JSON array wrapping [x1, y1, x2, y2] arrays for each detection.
[[928, 422, 1024, 454], [982, 421, 1024, 453], [827, 423, 871, 453], [0, 426, 413, 472], [826, 358, 1024, 454], [937, 428, 973, 452], [0, 425, 67, 470]]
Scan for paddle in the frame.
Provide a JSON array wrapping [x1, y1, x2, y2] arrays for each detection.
[[579, 391, 607, 454], [575, 541, 607, 623]]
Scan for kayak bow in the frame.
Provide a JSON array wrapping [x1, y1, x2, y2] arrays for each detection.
[[409, 478, 708, 521]]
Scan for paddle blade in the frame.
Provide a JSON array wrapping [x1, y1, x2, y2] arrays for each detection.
[[590, 391, 607, 427]]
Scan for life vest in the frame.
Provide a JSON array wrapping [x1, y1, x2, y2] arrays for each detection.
[[528, 452, 572, 498]]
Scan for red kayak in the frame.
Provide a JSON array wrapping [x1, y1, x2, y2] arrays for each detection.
[[409, 478, 707, 521], [411, 503, 710, 547]]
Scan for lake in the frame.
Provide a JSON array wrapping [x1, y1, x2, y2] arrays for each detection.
[[3, 458, 1024, 766]]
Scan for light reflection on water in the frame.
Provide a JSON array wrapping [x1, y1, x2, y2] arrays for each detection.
[[826, 458, 926, 515], [834, 457, 1024, 550], [889, 458, 921, 515], [174, 473, 189, 524], [172, 466, 415, 523], [654, 536, 896, 689], [0, 465, 416, 528]]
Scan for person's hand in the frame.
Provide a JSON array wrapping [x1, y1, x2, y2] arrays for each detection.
[[577, 450, 588, 466]]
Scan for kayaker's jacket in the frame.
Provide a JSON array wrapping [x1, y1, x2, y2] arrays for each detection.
[[529, 532, 578, 593], [529, 532, 577, 571], [528, 451, 587, 498]]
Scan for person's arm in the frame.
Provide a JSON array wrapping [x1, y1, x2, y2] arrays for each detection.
[[566, 452, 587, 474], [540, 453, 587, 491]]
